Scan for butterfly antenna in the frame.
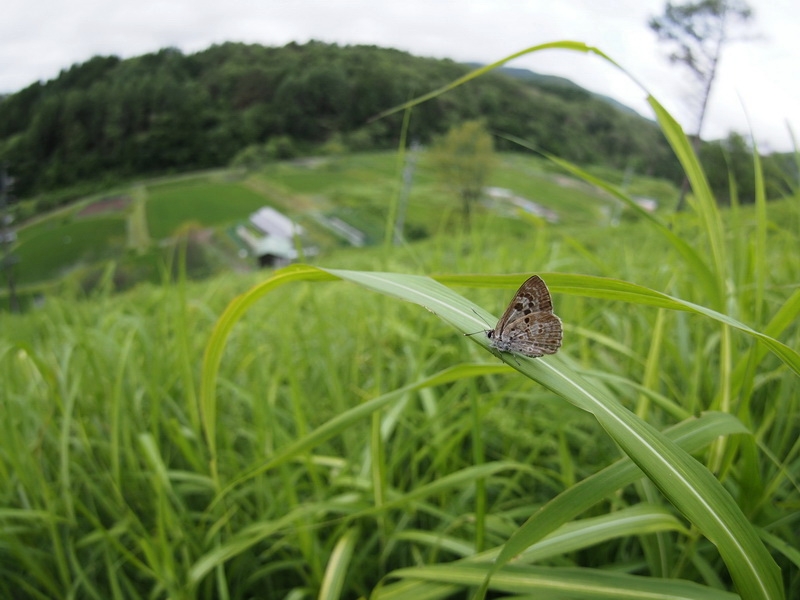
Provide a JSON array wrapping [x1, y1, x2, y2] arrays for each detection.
[[464, 307, 492, 337]]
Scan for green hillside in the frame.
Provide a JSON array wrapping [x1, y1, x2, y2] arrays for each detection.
[[0, 40, 683, 203], [1, 40, 790, 221]]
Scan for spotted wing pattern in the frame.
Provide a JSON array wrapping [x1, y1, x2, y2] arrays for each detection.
[[487, 275, 562, 358]]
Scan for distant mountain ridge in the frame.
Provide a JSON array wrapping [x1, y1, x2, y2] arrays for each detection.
[[487, 64, 645, 118]]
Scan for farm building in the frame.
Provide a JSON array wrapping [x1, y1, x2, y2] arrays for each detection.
[[237, 207, 314, 267], [250, 207, 304, 238]]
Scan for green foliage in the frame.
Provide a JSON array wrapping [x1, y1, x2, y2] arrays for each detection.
[[320, 133, 348, 159], [431, 120, 496, 227], [264, 134, 298, 160], [699, 132, 797, 204], [228, 136, 299, 170], [229, 143, 271, 171]]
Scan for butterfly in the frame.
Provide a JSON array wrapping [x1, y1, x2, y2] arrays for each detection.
[[472, 275, 562, 358]]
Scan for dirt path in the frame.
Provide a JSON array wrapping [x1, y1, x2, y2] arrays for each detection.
[[76, 195, 130, 217]]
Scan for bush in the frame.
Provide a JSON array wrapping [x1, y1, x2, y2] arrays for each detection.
[[264, 135, 297, 160], [229, 144, 270, 171]]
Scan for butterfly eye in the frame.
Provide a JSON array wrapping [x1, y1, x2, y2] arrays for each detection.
[[487, 331, 494, 339]]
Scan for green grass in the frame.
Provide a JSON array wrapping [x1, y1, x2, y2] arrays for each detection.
[[1, 186, 797, 598], [12, 215, 127, 284], [146, 180, 271, 239], [1, 44, 798, 600], [490, 155, 615, 224], [261, 152, 406, 194]]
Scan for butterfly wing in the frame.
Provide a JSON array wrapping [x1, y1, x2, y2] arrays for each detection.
[[493, 275, 553, 337], [502, 311, 562, 356], [490, 275, 562, 357]]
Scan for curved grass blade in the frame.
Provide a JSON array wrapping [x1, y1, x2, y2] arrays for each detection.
[[370, 42, 617, 122], [375, 413, 749, 600], [323, 269, 784, 600], [492, 412, 749, 563], [435, 272, 800, 378], [199, 264, 337, 480], [319, 528, 359, 600], [200, 266, 784, 599], [384, 563, 740, 600], [188, 504, 324, 585], [498, 133, 722, 308]]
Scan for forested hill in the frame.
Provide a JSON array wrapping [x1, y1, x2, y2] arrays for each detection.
[[1, 41, 680, 196]]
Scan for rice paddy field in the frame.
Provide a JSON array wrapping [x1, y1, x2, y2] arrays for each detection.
[[1, 103, 799, 599]]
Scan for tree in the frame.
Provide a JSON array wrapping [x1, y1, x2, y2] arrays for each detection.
[[430, 120, 495, 228], [649, 0, 754, 209]]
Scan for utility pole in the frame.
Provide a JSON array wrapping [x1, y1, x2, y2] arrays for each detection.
[[0, 165, 19, 312]]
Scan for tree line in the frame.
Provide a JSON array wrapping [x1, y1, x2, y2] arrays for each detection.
[[0, 41, 791, 211]]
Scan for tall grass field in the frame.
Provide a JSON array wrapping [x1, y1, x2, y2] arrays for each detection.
[[1, 43, 798, 599]]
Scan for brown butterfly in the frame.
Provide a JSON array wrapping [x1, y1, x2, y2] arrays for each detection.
[[480, 275, 562, 358]]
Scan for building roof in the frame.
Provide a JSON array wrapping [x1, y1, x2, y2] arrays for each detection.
[[250, 207, 304, 238]]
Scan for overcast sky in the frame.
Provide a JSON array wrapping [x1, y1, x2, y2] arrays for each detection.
[[1, 0, 797, 152]]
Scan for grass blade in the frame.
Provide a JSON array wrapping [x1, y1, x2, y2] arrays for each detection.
[[200, 266, 784, 599], [384, 563, 740, 599], [434, 272, 800, 377], [319, 528, 359, 600]]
